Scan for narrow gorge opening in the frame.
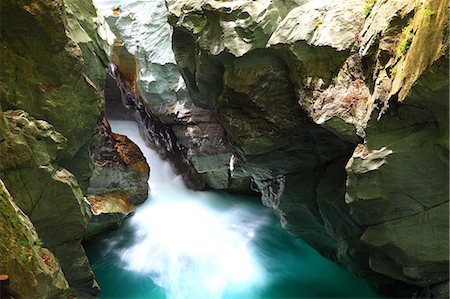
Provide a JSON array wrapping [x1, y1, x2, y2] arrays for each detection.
[[1, 0, 448, 298]]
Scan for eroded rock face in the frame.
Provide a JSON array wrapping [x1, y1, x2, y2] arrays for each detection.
[[101, 0, 448, 295], [0, 180, 69, 298], [0, 0, 112, 160], [84, 117, 150, 238], [0, 111, 97, 296], [0, 0, 113, 296]]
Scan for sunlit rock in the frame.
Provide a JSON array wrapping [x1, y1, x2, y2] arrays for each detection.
[[168, 0, 297, 57]]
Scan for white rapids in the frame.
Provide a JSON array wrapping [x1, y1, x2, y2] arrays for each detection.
[[109, 120, 267, 299]]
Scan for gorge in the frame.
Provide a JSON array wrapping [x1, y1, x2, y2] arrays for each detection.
[[0, 0, 448, 298], [84, 119, 378, 299]]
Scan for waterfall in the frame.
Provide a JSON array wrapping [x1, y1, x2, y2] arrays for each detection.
[[107, 120, 267, 299], [85, 120, 379, 299]]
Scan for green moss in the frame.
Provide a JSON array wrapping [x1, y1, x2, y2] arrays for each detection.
[[396, 26, 414, 55], [19, 239, 31, 249], [0, 186, 37, 297], [363, 0, 377, 17], [332, 76, 338, 84], [0, 199, 19, 227], [19, 251, 28, 262], [388, 67, 397, 77], [424, 8, 436, 17], [313, 20, 323, 30], [35, 238, 44, 247]]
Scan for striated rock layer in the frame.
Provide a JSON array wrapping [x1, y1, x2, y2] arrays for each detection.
[[107, 0, 449, 296]]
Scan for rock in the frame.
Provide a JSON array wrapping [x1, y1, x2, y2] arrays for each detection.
[[361, 202, 449, 286], [0, 110, 98, 296], [0, 0, 112, 161], [267, 0, 365, 51], [104, 0, 189, 117], [88, 118, 149, 205], [84, 117, 149, 238], [104, 0, 449, 295], [0, 179, 69, 298], [172, 0, 448, 293], [168, 0, 296, 57], [0, 0, 115, 295], [83, 192, 134, 239], [106, 62, 208, 190]]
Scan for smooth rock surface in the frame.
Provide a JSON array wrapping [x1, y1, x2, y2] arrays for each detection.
[[0, 0, 112, 295]]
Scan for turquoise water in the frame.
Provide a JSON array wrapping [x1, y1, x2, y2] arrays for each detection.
[[84, 120, 379, 299]]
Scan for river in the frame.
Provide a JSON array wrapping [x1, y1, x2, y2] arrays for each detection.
[[84, 120, 379, 299]]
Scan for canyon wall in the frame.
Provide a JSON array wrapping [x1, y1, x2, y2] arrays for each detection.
[[0, 0, 149, 297], [107, 0, 449, 296]]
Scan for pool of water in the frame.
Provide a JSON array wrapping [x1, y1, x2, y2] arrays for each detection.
[[84, 120, 379, 299]]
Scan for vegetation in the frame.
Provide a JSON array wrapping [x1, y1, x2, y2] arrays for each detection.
[[396, 26, 414, 55], [0, 189, 37, 297], [0, 206, 18, 227], [19, 251, 28, 262], [19, 239, 31, 249], [424, 8, 436, 17], [313, 20, 323, 30], [332, 76, 338, 84], [388, 67, 397, 77], [363, 0, 377, 17]]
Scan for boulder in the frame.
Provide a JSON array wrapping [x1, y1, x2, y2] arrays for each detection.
[[84, 117, 150, 238]]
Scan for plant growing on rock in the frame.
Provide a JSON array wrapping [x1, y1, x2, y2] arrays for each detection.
[[19, 251, 28, 262], [332, 75, 338, 84], [424, 8, 436, 17], [35, 239, 44, 247], [313, 19, 323, 30], [396, 26, 414, 55], [363, 0, 377, 17]]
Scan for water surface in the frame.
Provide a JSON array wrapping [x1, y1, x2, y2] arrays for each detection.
[[84, 120, 379, 299]]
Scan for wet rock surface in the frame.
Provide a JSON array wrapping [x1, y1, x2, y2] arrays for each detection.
[[84, 117, 150, 238], [0, 110, 97, 296]]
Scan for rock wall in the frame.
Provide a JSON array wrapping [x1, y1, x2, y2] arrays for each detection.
[[0, 0, 116, 296], [0, 110, 97, 296], [107, 0, 448, 296], [0, 179, 69, 298]]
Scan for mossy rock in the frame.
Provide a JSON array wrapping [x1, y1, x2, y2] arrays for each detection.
[[0, 179, 69, 298], [0, 110, 96, 295]]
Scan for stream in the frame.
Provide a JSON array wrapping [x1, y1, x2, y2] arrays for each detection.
[[84, 120, 379, 299]]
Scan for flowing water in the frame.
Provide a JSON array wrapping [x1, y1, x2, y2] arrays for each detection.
[[84, 120, 379, 299]]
